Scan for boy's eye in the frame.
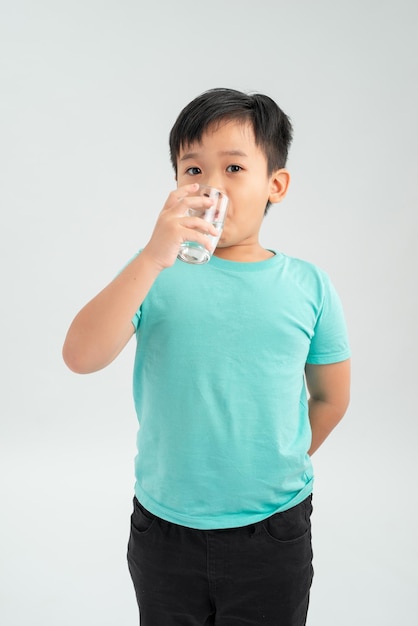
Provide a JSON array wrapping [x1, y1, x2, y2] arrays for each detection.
[[226, 165, 242, 173], [186, 167, 202, 176]]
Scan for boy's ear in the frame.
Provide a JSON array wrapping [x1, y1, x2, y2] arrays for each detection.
[[268, 169, 291, 204]]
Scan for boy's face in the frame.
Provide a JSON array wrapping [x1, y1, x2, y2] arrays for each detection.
[[176, 119, 290, 262]]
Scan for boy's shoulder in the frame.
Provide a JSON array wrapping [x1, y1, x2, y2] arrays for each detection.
[[278, 251, 332, 282], [276, 252, 343, 304]]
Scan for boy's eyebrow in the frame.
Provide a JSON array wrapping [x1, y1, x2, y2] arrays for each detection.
[[219, 150, 248, 157], [179, 149, 248, 161]]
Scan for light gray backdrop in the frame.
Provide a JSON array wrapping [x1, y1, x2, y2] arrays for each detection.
[[1, 0, 417, 624]]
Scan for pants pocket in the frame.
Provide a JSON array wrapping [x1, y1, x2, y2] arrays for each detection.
[[262, 495, 312, 544], [130, 497, 157, 534]]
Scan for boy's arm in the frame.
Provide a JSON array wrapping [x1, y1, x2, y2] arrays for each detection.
[[62, 250, 161, 374], [304, 359, 351, 455], [62, 184, 218, 374]]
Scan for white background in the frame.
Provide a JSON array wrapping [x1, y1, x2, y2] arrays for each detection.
[[1, 1, 417, 624]]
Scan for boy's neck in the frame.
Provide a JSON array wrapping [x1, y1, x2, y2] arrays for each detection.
[[213, 245, 275, 263]]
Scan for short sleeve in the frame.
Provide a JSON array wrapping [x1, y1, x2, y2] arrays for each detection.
[[132, 307, 142, 331], [306, 273, 351, 365]]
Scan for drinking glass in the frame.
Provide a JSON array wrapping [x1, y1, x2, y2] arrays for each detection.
[[177, 185, 229, 264]]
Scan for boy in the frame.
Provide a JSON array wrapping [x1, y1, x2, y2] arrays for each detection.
[[63, 88, 351, 625]]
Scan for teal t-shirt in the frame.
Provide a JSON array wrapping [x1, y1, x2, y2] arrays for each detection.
[[131, 251, 350, 529]]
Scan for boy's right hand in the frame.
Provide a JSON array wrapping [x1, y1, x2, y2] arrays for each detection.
[[142, 183, 219, 271]]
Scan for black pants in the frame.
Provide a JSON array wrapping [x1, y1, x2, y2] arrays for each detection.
[[127, 495, 313, 626]]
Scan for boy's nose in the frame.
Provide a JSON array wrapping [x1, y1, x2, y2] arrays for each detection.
[[201, 182, 225, 196], [202, 189, 223, 202]]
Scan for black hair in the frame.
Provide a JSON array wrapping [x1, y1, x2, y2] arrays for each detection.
[[169, 87, 293, 176]]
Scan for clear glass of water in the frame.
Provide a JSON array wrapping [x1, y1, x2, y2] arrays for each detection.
[[177, 185, 229, 264]]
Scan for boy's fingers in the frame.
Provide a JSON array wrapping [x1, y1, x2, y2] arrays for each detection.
[[174, 183, 199, 202], [164, 186, 198, 214], [170, 195, 214, 218], [181, 216, 219, 238]]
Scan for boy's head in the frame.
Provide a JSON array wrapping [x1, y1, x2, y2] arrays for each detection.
[[169, 88, 293, 180]]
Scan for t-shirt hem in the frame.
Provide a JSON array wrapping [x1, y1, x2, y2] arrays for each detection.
[[134, 480, 314, 530]]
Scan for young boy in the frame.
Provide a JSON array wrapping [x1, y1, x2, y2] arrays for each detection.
[[63, 88, 351, 626]]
